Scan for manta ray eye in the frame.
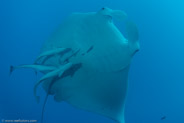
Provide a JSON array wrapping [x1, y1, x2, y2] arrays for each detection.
[[101, 7, 105, 10]]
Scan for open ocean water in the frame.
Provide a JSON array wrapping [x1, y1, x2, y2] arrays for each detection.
[[0, 0, 184, 123]]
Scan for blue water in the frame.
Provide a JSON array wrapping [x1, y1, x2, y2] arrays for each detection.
[[1, 0, 184, 123]]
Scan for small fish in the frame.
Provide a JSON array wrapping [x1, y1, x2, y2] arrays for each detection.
[[35, 48, 72, 64], [161, 116, 166, 120], [34, 62, 72, 103], [64, 49, 80, 63], [81, 46, 94, 56], [61, 63, 82, 77], [9, 64, 56, 76], [41, 76, 59, 123], [40, 63, 83, 123], [86, 46, 94, 53]]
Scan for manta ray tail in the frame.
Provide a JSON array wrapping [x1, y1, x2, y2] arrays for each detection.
[[34, 82, 43, 103], [41, 91, 49, 123], [41, 77, 57, 123]]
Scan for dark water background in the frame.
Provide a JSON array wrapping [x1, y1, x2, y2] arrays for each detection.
[[0, 0, 184, 123]]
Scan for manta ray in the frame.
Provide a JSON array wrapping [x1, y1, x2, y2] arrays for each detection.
[[10, 7, 140, 123]]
